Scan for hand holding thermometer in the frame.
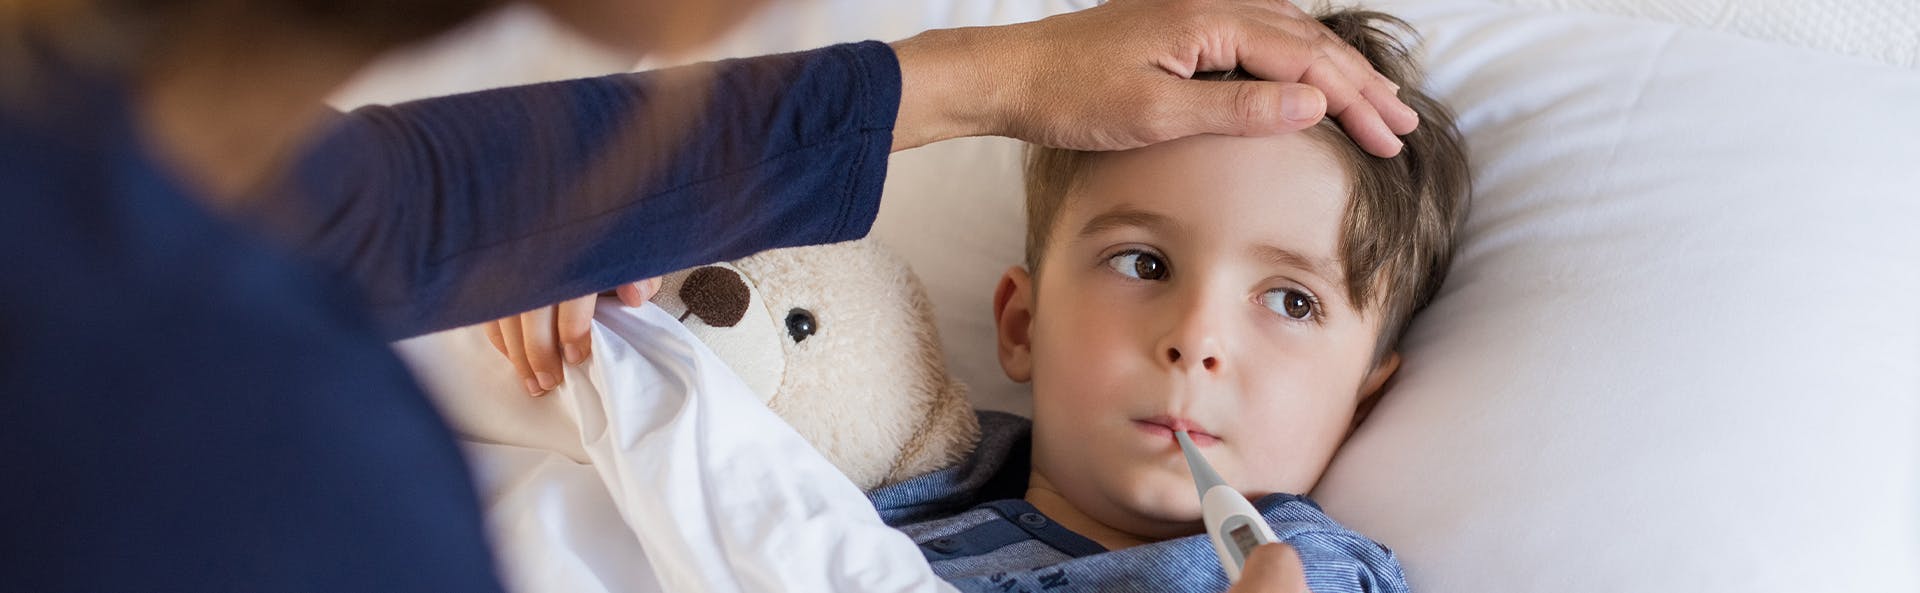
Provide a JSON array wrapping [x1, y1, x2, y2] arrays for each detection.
[[1176, 430, 1281, 583]]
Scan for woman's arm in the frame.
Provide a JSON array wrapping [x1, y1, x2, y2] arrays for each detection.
[[262, 42, 900, 339]]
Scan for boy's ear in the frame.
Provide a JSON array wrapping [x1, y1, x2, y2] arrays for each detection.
[[1359, 352, 1401, 399], [1349, 351, 1401, 434], [992, 266, 1036, 383]]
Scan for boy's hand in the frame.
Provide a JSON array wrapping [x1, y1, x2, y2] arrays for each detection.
[[1227, 543, 1311, 593], [484, 278, 661, 396], [892, 0, 1419, 157]]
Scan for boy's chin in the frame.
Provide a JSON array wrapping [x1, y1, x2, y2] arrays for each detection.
[[1109, 474, 1209, 535]]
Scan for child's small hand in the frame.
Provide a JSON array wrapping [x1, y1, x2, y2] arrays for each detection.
[[483, 278, 661, 396], [1227, 543, 1310, 593]]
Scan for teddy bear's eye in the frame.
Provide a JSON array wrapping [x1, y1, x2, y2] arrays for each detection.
[[785, 308, 817, 343]]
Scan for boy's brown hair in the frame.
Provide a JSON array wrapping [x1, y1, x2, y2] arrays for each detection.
[[1022, 8, 1470, 363]]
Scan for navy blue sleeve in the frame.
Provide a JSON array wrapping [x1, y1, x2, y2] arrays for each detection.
[[260, 41, 899, 339]]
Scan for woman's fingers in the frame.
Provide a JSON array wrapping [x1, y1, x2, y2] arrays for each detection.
[[1236, 20, 1406, 155], [615, 283, 645, 307], [1242, 2, 1418, 133], [556, 294, 597, 366], [516, 307, 563, 394], [1304, 26, 1418, 136], [496, 315, 542, 396], [1361, 80, 1416, 135], [485, 321, 509, 357], [1332, 94, 1402, 156], [1226, 543, 1309, 593], [492, 306, 563, 396], [489, 281, 663, 396]]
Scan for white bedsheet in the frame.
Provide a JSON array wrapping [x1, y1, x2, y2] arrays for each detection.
[[395, 304, 956, 593]]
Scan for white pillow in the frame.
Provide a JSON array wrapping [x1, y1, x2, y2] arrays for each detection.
[[1484, 0, 1920, 68], [1313, 3, 1920, 593]]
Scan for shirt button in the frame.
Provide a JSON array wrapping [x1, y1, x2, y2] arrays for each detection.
[[927, 538, 960, 553], [1017, 513, 1048, 528]]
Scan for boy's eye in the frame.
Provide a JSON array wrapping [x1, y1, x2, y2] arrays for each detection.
[[1106, 250, 1168, 280], [1262, 288, 1317, 320]]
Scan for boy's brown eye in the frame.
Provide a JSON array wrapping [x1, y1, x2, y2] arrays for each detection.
[[1106, 251, 1169, 281], [1262, 288, 1317, 320]]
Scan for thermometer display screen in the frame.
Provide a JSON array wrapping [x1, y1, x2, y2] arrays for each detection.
[[1229, 523, 1261, 556]]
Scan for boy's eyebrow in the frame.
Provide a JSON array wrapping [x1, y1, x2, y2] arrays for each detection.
[[1077, 208, 1180, 239], [1252, 244, 1342, 288]]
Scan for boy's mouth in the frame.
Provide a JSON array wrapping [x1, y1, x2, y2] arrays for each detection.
[[1133, 416, 1220, 446]]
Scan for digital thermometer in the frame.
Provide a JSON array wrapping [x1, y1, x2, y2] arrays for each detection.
[[1176, 430, 1280, 582]]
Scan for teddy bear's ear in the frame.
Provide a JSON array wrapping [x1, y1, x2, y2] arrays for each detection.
[[648, 262, 787, 404], [653, 265, 755, 326]]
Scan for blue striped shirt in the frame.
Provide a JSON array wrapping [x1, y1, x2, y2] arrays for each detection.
[[870, 412, 1409, 593]]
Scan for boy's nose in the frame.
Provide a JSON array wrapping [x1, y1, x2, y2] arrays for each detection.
[[1156, 289, 1226, 373], [1159, 316, 1224, 372], [1163, 344, 1221, 372]]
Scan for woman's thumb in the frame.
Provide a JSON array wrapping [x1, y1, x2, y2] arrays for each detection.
[[1228, 543, 1309, 593], [1179, 80, 1326, 138]]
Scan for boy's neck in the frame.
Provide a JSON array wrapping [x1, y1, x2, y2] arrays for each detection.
[[1024, 470, 1155, 551]]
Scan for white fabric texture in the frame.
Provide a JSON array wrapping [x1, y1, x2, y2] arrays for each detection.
[[1483, 0, 1920, 67], [1313, 3, 1920, 592], [394, 306, 957, 593]]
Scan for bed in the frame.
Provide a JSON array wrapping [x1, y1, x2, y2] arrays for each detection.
[[350, 1, 1920, 592]]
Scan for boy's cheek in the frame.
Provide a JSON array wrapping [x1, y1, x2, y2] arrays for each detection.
[[1031, 324, 1132, 402], [1230, 409, 1351, 493]]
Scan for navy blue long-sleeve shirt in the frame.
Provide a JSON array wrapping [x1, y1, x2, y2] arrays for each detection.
[[266, 43, 897, 336], [0, 41, 899, 592]]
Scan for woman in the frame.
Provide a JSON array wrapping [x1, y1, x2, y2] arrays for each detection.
[[0, 0, 1414, 591]]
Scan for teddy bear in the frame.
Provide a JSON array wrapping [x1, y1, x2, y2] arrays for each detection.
[[645, 238, 980, 490]]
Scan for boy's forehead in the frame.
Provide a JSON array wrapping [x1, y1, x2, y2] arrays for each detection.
[[1065, 133, 1351, 258], [1077, 132, 1347, 205]]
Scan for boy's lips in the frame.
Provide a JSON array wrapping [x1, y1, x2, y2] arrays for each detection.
[[1133, 416, 1220, 446]]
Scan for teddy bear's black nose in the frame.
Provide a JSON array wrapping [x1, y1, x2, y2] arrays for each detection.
[[680, 266, 750, 327]]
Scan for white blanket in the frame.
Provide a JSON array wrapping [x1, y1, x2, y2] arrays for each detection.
[[395, 303, 957, 593]]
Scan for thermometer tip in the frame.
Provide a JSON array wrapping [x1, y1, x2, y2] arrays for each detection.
[[1175, 430, 1227, 500]]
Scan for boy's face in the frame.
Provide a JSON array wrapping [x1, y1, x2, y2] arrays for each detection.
[[994, 132, 1399, 540]]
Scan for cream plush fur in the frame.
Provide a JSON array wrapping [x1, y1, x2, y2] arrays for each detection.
[[649, 238, 980, 490]]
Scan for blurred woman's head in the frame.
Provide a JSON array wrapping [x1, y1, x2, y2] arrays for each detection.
[[2, 0, 771, 200], [4, 0, 770, 70]]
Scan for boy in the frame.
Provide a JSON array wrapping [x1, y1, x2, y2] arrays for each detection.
[[868, 8, 1469, 593]]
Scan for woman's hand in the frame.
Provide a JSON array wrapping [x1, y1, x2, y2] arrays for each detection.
[[1228, 543, 1312, 593], [484, 278, 662, 396], [891, 0, 1417, 157]]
